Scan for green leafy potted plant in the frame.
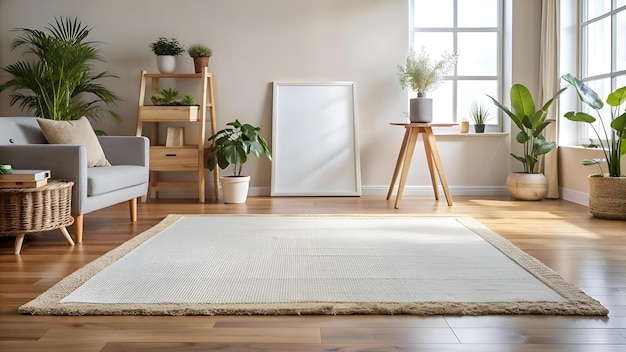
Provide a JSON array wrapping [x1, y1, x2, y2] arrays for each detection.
[[150, 88, 197, 106], [149, 37, 185, 74], [206, 119, 272, 203], [487, 84, 566, 200], [397, 46, 458, 123], [187, 44, 213, 73], [562, 73, 626, 220], [0, 17, 120, 131], [467, 100, 492, 133]]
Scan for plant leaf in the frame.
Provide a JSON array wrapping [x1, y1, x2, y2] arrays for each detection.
[[610, 111, 626, 133], [562, 73, 603, 110], [607, 86, 626, 107], [564, 111, 596, 123], [510, 84, 535, 124], [516, 131, 530, 144], [535, 139, 556, 156], [582, 158, 605, 166]]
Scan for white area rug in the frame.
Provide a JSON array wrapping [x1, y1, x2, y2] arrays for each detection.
[[19, 215, 608, 316]]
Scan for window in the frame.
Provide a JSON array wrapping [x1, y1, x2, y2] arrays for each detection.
[[409, 0, 502, 126], [578, 0, 626, 143]]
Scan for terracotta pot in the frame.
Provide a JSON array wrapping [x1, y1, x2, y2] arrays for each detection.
[[193, 57, 210, 73], [506, 172, 547, 201], [588, 175, 626, 220]]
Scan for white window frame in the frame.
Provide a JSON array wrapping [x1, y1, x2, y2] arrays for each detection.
[[409, 0, 504, 129], [578, 0, 626, 145]]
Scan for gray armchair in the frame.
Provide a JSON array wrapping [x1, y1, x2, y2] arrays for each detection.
[[0, 117, 149, 243]]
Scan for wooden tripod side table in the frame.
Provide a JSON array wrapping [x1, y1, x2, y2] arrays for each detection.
[[386, 123, 455, 209], [0, 180, 75, 254]]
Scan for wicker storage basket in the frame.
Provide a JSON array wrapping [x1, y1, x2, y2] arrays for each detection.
[[0, 180, 74, 235]]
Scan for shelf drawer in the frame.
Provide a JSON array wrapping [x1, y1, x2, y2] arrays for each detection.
[[139, 106, 199, 121], [150, 147, 199, 171]]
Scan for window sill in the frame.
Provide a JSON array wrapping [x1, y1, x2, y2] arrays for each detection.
[[435, 132, 509, 137]]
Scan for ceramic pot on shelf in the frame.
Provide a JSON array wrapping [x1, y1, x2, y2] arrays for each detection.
[[156, 55, 176, 74]]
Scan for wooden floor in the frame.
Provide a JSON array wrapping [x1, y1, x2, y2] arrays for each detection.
[[1, 195, 625, 351]]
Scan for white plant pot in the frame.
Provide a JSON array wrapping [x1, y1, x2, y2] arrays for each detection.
[[156, 55, 176, 74], [220, 176, 250, 204]]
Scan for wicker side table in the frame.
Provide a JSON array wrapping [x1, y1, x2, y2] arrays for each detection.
[[0, 180, 75, 254]]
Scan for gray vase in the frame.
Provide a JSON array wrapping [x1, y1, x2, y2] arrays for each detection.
[[409, 98, 433, 123]]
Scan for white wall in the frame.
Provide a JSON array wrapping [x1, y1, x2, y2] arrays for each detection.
[[0, 0, 541, 198]]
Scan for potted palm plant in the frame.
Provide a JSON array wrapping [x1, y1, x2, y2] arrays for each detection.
[[0, 17, 120, 132], [206, 119, 272, 203], [488, 84, 566, 200], [149, 37, 185, 74], [187, 44, 213, 73], [562, 73, 626, 220], [397, 46, 458, 123]]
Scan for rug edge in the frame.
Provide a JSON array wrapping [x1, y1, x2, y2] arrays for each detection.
[[455, 217, 608, 316]]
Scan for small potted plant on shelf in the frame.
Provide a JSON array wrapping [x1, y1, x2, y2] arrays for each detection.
[[206, 119, 272, 204], [467, 100, 492, 133], [145, 88, 199, 121], [561, 73, 626, 220], [487, 84, 566, 200], [187, 44, 213, 73], [149, 37, 185, 74], [150, 88, 197, 106], [397, 46, 458, 123]]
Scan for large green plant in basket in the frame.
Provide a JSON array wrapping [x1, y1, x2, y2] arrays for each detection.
[[562, 73, 626, 177], [0, 17, 120, 125]]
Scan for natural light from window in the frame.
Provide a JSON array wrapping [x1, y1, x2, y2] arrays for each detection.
[[410, 0, 502, 126]]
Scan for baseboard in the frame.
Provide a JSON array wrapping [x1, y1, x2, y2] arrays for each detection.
[[361, 185, 508, 197], [147, 185, 509, 199], [559, 187, 589, 206]]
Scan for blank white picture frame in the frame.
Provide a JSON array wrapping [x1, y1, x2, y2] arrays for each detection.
[[271, 82, 361, 196]]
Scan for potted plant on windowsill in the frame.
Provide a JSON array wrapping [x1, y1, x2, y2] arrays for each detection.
[[149, 37, 185, 74], [562, 73, 626, 220], [187, 44, 213, 74], [206, 119, 272, 203], [467, 100, 492, 133], [487, 84, 566, 200], [397, 46, 458, 123]]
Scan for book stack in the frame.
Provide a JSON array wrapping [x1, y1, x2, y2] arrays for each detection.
[[0, 170, 51, 188]]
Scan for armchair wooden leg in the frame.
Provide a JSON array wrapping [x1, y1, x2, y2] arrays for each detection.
[[129, 198, 137, 222], [73, 214, 84, 243]]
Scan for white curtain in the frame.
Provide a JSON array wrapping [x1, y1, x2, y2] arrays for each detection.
[[539, 0, 560, 199]]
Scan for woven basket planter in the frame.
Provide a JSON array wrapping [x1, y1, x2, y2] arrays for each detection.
[[588, 175, 626, 220], [0, 180, 74, 235]]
